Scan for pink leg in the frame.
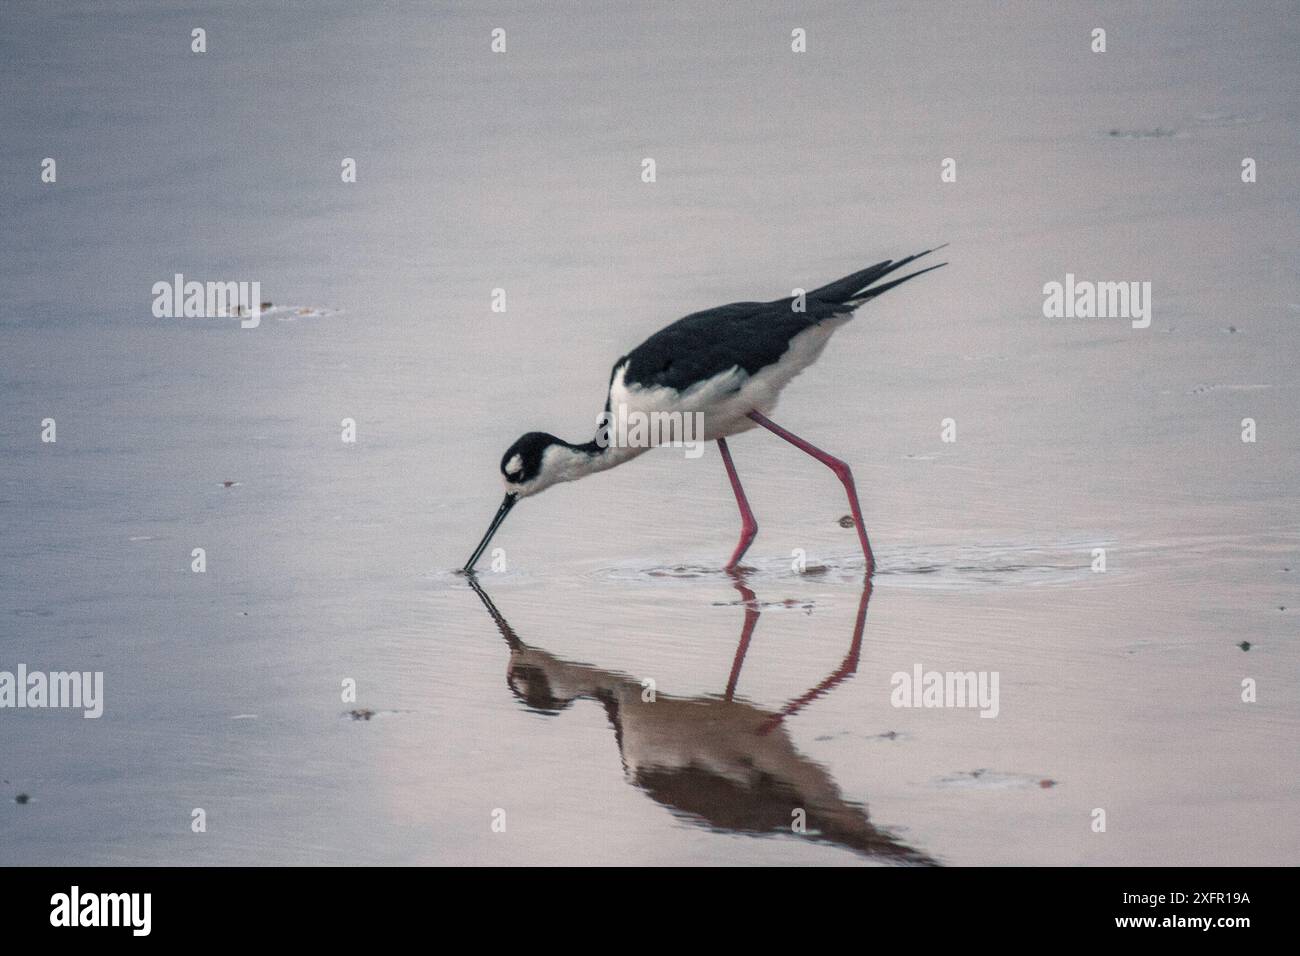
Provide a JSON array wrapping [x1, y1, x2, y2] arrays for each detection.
[[747, 410, 875, 577], [717, 437, 758, 570]]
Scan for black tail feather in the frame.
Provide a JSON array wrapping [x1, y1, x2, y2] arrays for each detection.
[[846, 260, 947, 304], [808, 245, 948, 305]]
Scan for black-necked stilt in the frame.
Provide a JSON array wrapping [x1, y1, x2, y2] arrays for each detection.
[[463, 246, 947, 575]]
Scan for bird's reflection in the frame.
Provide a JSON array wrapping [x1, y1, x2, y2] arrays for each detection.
[[469, 575, 936, 865]]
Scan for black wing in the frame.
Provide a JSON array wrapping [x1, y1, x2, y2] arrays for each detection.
[[619, 247, 946, 393]]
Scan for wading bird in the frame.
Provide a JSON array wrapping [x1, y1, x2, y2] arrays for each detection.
[[463, 248, 946, 575]]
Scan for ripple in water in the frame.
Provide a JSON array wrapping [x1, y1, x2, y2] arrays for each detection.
[[588, 542, 1099, 591]]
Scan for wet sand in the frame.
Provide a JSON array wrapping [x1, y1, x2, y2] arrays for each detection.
[[1, 1, 1296, 864]]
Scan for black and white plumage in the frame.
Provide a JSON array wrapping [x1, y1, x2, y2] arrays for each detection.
[[464, 246, 946, 573], [605, 249, 947, 444], [615, 250, 945, 400]]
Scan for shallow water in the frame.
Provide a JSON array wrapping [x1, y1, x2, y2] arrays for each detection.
[[1, 1, 1297, 865]]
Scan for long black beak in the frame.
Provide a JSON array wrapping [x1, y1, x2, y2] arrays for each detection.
[[463, 493, 518, 573]]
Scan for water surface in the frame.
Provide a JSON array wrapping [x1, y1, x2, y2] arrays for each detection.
[[1, 0, 1297, 865]]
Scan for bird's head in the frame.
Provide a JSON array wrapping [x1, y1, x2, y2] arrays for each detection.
[[462, 432, 600, 572], [498, 431, 576, 499]]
